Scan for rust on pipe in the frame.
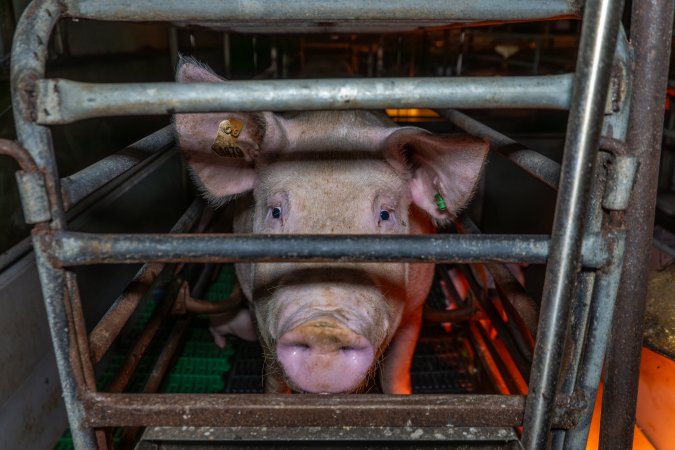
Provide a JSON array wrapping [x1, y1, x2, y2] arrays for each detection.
[[89, 200, 203, 362], [106, 281, 179, 393], [89, 263, 165, 363]]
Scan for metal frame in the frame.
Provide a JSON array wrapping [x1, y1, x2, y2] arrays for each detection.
[[6, 0, 671, 448]]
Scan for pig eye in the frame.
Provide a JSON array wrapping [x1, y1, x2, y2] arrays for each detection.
[[271, 206, 282, 219], [378, 208, 396, 229]]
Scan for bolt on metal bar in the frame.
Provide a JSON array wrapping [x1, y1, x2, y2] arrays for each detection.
[[440, 109, 560, 190], [600, 0, 675, 447], [89, 199, 204, 363], [61, 125, 175, 209], [521, 0, 626, 447], [48, 232, 608, 268], [35, 75, 574, 125], [81, 392, 582, 429], [62, 0, 581, 22]]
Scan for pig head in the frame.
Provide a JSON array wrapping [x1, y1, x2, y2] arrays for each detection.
[[174, 58, 488, 394]]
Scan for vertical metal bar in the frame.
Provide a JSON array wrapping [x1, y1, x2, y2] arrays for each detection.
[[521, 0, 626, 448], [33, 231, 98, 449], [564, 230, 626, 448], [551, 153, 608, 449], [600, 0, 675, 447], [11, 0, 65, 227], [11, 0, 96, 448]]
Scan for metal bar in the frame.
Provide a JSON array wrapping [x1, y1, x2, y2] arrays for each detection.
[[89, 199, 203, 363], [11, 0, 65, 227], [441, 109, 560, 190], [600, 0, 675, 447], [564, 231, 626, 448], [475, 321, 524, 394], [35, 75, 574, 124], [0, 137, 39, 172], [82, 392, 582, 429], [521, 0, 626, 447], [459, 264, 532, 380], [32, 228, 98, 449], [11, 0, 96, 448], [61, 125, 175, 209], [118, 318, 192, 449], [552, 152, 608, 450], [106, 279, 179, 393], [48, 232, 608, 268], [63, 0, 580, 22], [460, 216, 540, 337], [140, 426, 519, 443]]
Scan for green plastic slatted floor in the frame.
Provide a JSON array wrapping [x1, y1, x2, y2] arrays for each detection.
[[54, 265, 479, 449]]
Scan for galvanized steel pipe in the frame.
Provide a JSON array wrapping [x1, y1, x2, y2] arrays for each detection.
[[521, 0, 626, 447], [63, 0, 581, 22], [48, 232, 608, 268], [35, 75, 574, 124]]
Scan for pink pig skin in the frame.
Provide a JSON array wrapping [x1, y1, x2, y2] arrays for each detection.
[[174, 57, 488, 394]]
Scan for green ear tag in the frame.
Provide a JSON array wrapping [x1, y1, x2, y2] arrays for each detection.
[[434, 192, 447, 211]]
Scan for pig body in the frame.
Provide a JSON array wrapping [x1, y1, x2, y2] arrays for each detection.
[[175, 58, 488, 394]]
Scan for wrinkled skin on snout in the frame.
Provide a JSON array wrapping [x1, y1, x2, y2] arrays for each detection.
[[174, 57, 488, 394]]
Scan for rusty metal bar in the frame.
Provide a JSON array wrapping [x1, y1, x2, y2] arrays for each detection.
[[49, 232, 608, 268], [106, 279, 180, 393], [82, 392, 583, 429], [89, 199, 203, 363], [600, 0, 675, 447], [139, 426, 520, 444], [521, 0, 626, 447], [118, 318, 192, 449], [62, 0, 581, 22], [441, 109, 561, 190], [61, 125, 175, 209], [35, 75, 575, 124]]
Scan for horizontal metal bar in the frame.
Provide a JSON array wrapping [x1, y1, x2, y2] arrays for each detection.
[[61, 126, 175, 209], [82, 392, 582, 429], [141, 426, 519, 443], [63, 0, 580, 22], [47, 232, 607, 268], [441, 109, 561, 189], [36, 75, 574, 124]]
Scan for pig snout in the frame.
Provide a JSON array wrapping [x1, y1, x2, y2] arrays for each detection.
[[276, 318, 375, 393]]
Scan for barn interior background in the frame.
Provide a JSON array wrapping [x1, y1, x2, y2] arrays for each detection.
[[0, 0, 673, 449]]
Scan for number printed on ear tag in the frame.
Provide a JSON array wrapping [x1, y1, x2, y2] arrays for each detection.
[[211, 118, 245, 158]]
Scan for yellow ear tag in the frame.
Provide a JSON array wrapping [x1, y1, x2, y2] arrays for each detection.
[[211, 118, 245, 158]]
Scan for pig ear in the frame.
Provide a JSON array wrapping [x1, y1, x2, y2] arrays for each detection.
[[174, 58, 287, 206], [386, 130, 489, 223]]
